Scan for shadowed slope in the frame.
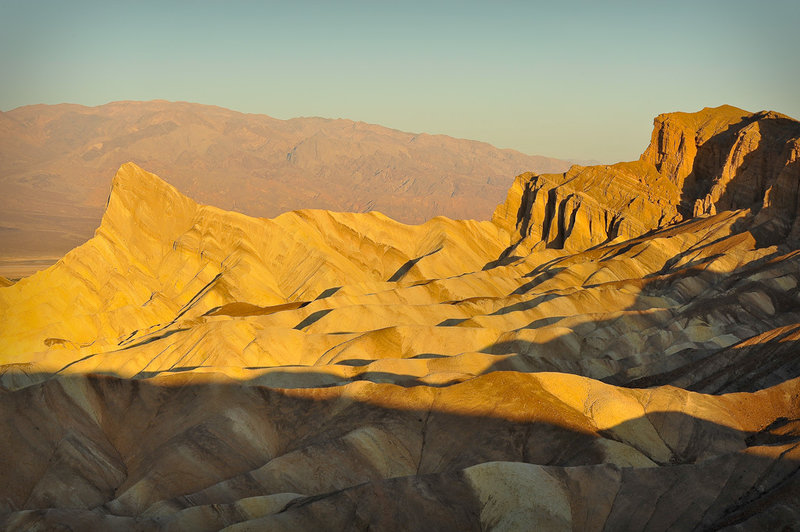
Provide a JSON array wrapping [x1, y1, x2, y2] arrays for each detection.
[[0, 372, 798, 530]]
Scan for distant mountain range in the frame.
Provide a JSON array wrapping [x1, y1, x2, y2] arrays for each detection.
[[0, 100, 570, 270]]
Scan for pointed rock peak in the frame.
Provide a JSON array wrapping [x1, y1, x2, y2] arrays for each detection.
[[99, 163, 198, 240], [109, 162, 187, 202]]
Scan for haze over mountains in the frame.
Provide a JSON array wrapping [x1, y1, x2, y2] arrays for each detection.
[[0, 100, 570, 276], [1, 105, 800, 530]]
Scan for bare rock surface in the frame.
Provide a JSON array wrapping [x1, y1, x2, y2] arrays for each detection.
[[641, 105, 800, 239], [494, 105, 800, 254], [1, 106, 800, 530]]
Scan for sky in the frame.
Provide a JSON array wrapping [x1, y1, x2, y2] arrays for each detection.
[[1, 0, 797, 163]]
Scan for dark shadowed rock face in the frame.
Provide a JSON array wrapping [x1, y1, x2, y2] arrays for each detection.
[[1, 373, 799, 531]]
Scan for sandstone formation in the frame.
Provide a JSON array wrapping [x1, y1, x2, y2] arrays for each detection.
[[641, 105, 800, 238], [0, 100, 570, 276], [1, 106, 800, 530], [493, 105, 800, 255], [491, 161, 682, 254]]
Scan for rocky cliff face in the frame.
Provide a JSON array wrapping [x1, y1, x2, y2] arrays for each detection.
[[492, 161, 681, 254], [641, 105, 800, 241], [494, 105, 800, 253], [640, 105, 751, 196]]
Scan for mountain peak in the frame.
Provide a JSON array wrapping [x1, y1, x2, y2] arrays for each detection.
[[113, 161, 168, 186], [97, 162, 198, 254], [110, 161, 185, 196]]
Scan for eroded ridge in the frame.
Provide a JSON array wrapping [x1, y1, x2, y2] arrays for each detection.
[[1, 105, 799, 530]]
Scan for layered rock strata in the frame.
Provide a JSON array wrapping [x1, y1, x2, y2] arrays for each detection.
[[494, 105, 800, 254]]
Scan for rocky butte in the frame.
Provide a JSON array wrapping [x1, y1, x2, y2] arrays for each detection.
[[0, 105, 799, 530]]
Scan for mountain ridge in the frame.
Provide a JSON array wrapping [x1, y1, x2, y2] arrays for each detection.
[[0, 100, 571, 278]]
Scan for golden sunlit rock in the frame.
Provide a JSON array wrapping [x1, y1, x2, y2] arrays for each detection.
[[1, 105, 799, 530]]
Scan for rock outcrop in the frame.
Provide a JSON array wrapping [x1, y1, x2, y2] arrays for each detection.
[[492, 105, 800, 253], [491, 161, 681, 254], [641, 105, 800, 241], [2, 105, 800, 530], [640, 104, 751, 195]]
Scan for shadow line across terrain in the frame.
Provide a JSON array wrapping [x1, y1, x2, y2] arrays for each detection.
[[1, 371, 799, 530]]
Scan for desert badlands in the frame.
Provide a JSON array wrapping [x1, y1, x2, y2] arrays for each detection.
[[1, 105, 800, 530], [0, 100, 570, 277]]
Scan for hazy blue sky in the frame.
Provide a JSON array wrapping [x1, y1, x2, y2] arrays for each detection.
[[1, 0, 797, 162]]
